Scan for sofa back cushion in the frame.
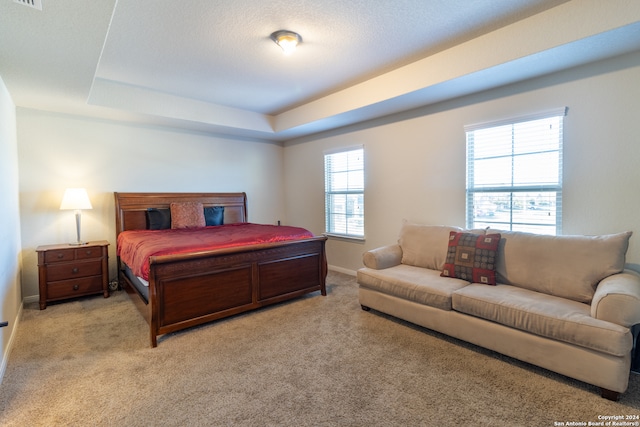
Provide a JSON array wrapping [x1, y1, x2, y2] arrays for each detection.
[[398, 223, 462, 270], [487, 229, 632, 304]]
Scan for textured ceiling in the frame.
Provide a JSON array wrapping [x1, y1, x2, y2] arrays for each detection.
[[1, 0, 639, 141], [95, 0, 564, 114]]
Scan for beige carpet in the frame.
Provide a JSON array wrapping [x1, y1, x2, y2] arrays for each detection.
[[1, 271, 638, 426]]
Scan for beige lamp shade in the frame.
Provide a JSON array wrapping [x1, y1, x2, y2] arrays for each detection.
[[60, 188, 92, 210]]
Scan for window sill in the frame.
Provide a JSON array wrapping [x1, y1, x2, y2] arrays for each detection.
[[324, 233, 365, 243]]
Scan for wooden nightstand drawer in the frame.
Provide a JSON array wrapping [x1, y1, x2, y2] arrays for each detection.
[[45, 249, 75, 263], [47, 276, 103, 300], [46, 260, 103, 282], [76, 246, 102, 260], [45, 246, 103, 263], [37, 240, 110, 309]]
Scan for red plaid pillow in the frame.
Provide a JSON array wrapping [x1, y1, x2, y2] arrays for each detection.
[[441, 231, 501, 285]]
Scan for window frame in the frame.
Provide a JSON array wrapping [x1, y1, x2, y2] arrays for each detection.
[[465, 108, 566, 235], [323, 146, 365, 240]]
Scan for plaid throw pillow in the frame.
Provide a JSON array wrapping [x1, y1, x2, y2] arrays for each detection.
[[441, 231, 501, 285]]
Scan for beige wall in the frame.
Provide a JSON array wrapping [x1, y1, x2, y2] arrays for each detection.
[[12, 51, 640, 299], [284, 51, 640, 274], [17, 111, 285, 299], [0, 77, 22, 380]]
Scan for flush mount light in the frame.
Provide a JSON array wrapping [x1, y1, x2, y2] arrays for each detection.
[[270, 30, 302, 55]]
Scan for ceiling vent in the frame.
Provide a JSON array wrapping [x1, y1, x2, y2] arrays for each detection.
[[14, 0, 42, 10]]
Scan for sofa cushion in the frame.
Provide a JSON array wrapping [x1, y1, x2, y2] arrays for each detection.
[[398, 223, 462, 270], [487, 229, 631, 304], [452, 284, 632, 357], [357, 265, 470, 311], [441, 232, 501, 285]]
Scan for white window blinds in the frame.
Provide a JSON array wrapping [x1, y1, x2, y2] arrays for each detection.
[[465, 108, 566, 235], [324, 147, 364, 238]]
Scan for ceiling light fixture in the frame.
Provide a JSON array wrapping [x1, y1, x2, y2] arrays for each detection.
[[270, 30, 302, 55]]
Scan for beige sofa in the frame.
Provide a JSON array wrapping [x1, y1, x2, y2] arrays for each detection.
[[357, 223, 640, 400]]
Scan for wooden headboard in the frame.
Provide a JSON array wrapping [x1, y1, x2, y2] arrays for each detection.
[[114, 192, 248, 236]]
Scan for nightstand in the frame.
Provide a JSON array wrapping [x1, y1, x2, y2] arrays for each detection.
[[36, 240, 109, 310]]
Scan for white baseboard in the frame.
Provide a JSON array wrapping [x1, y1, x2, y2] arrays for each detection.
[[0, 301, 23, 386], [328, 265, 357, 276]]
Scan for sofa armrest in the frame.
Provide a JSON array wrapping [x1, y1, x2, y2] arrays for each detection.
[[362, 244, 402, 270], [591, 269, 640, 327]]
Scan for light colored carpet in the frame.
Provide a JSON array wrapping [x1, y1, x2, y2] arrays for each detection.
[[1, 271, 638, 426]]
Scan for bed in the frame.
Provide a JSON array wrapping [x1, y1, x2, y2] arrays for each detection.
[[114, 192, 327, 347]]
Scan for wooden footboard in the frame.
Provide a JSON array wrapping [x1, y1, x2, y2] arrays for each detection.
[[115, 192, 327, 347], [147, 238, 326, 346]]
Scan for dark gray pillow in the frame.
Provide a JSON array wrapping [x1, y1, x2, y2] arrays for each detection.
[[204, 206, 224, 226], [146, 208, 171, 230]]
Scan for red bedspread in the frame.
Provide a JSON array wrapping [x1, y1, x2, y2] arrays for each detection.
[[117, 223, 315, 281]]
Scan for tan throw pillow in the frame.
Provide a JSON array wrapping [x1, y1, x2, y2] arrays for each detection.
[[170, 202, 206, 229], [441, 231, 501, 285]]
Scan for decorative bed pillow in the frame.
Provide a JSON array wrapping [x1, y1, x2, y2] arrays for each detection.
[[441, 231, 501, 285], [146, 208, 171, 230], [204, 206, 224, 226], [170, 202, 206, 229]]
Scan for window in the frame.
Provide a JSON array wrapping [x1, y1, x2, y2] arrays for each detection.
[[324, 147, 364, 238], [465, 108, 565, 235]]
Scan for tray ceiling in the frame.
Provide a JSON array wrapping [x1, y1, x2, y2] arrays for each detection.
[[1, 0, 639, 141]]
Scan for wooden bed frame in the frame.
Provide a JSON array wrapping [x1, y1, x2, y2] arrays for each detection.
[[114, 192, 327, 347]]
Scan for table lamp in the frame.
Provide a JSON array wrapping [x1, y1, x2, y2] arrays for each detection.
[[60, 188, 93, 245]]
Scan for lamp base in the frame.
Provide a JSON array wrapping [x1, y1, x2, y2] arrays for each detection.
[[70, 211, 88, 246]]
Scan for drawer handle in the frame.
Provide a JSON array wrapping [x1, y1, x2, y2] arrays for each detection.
[[73, 285, 79, 291], [85, 250, 92, 256], [72, 267, 79, 274], [57, 253, 64, 259]]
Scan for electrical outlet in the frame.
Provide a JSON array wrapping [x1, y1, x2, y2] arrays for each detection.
[[108, 280, 119, 291]]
